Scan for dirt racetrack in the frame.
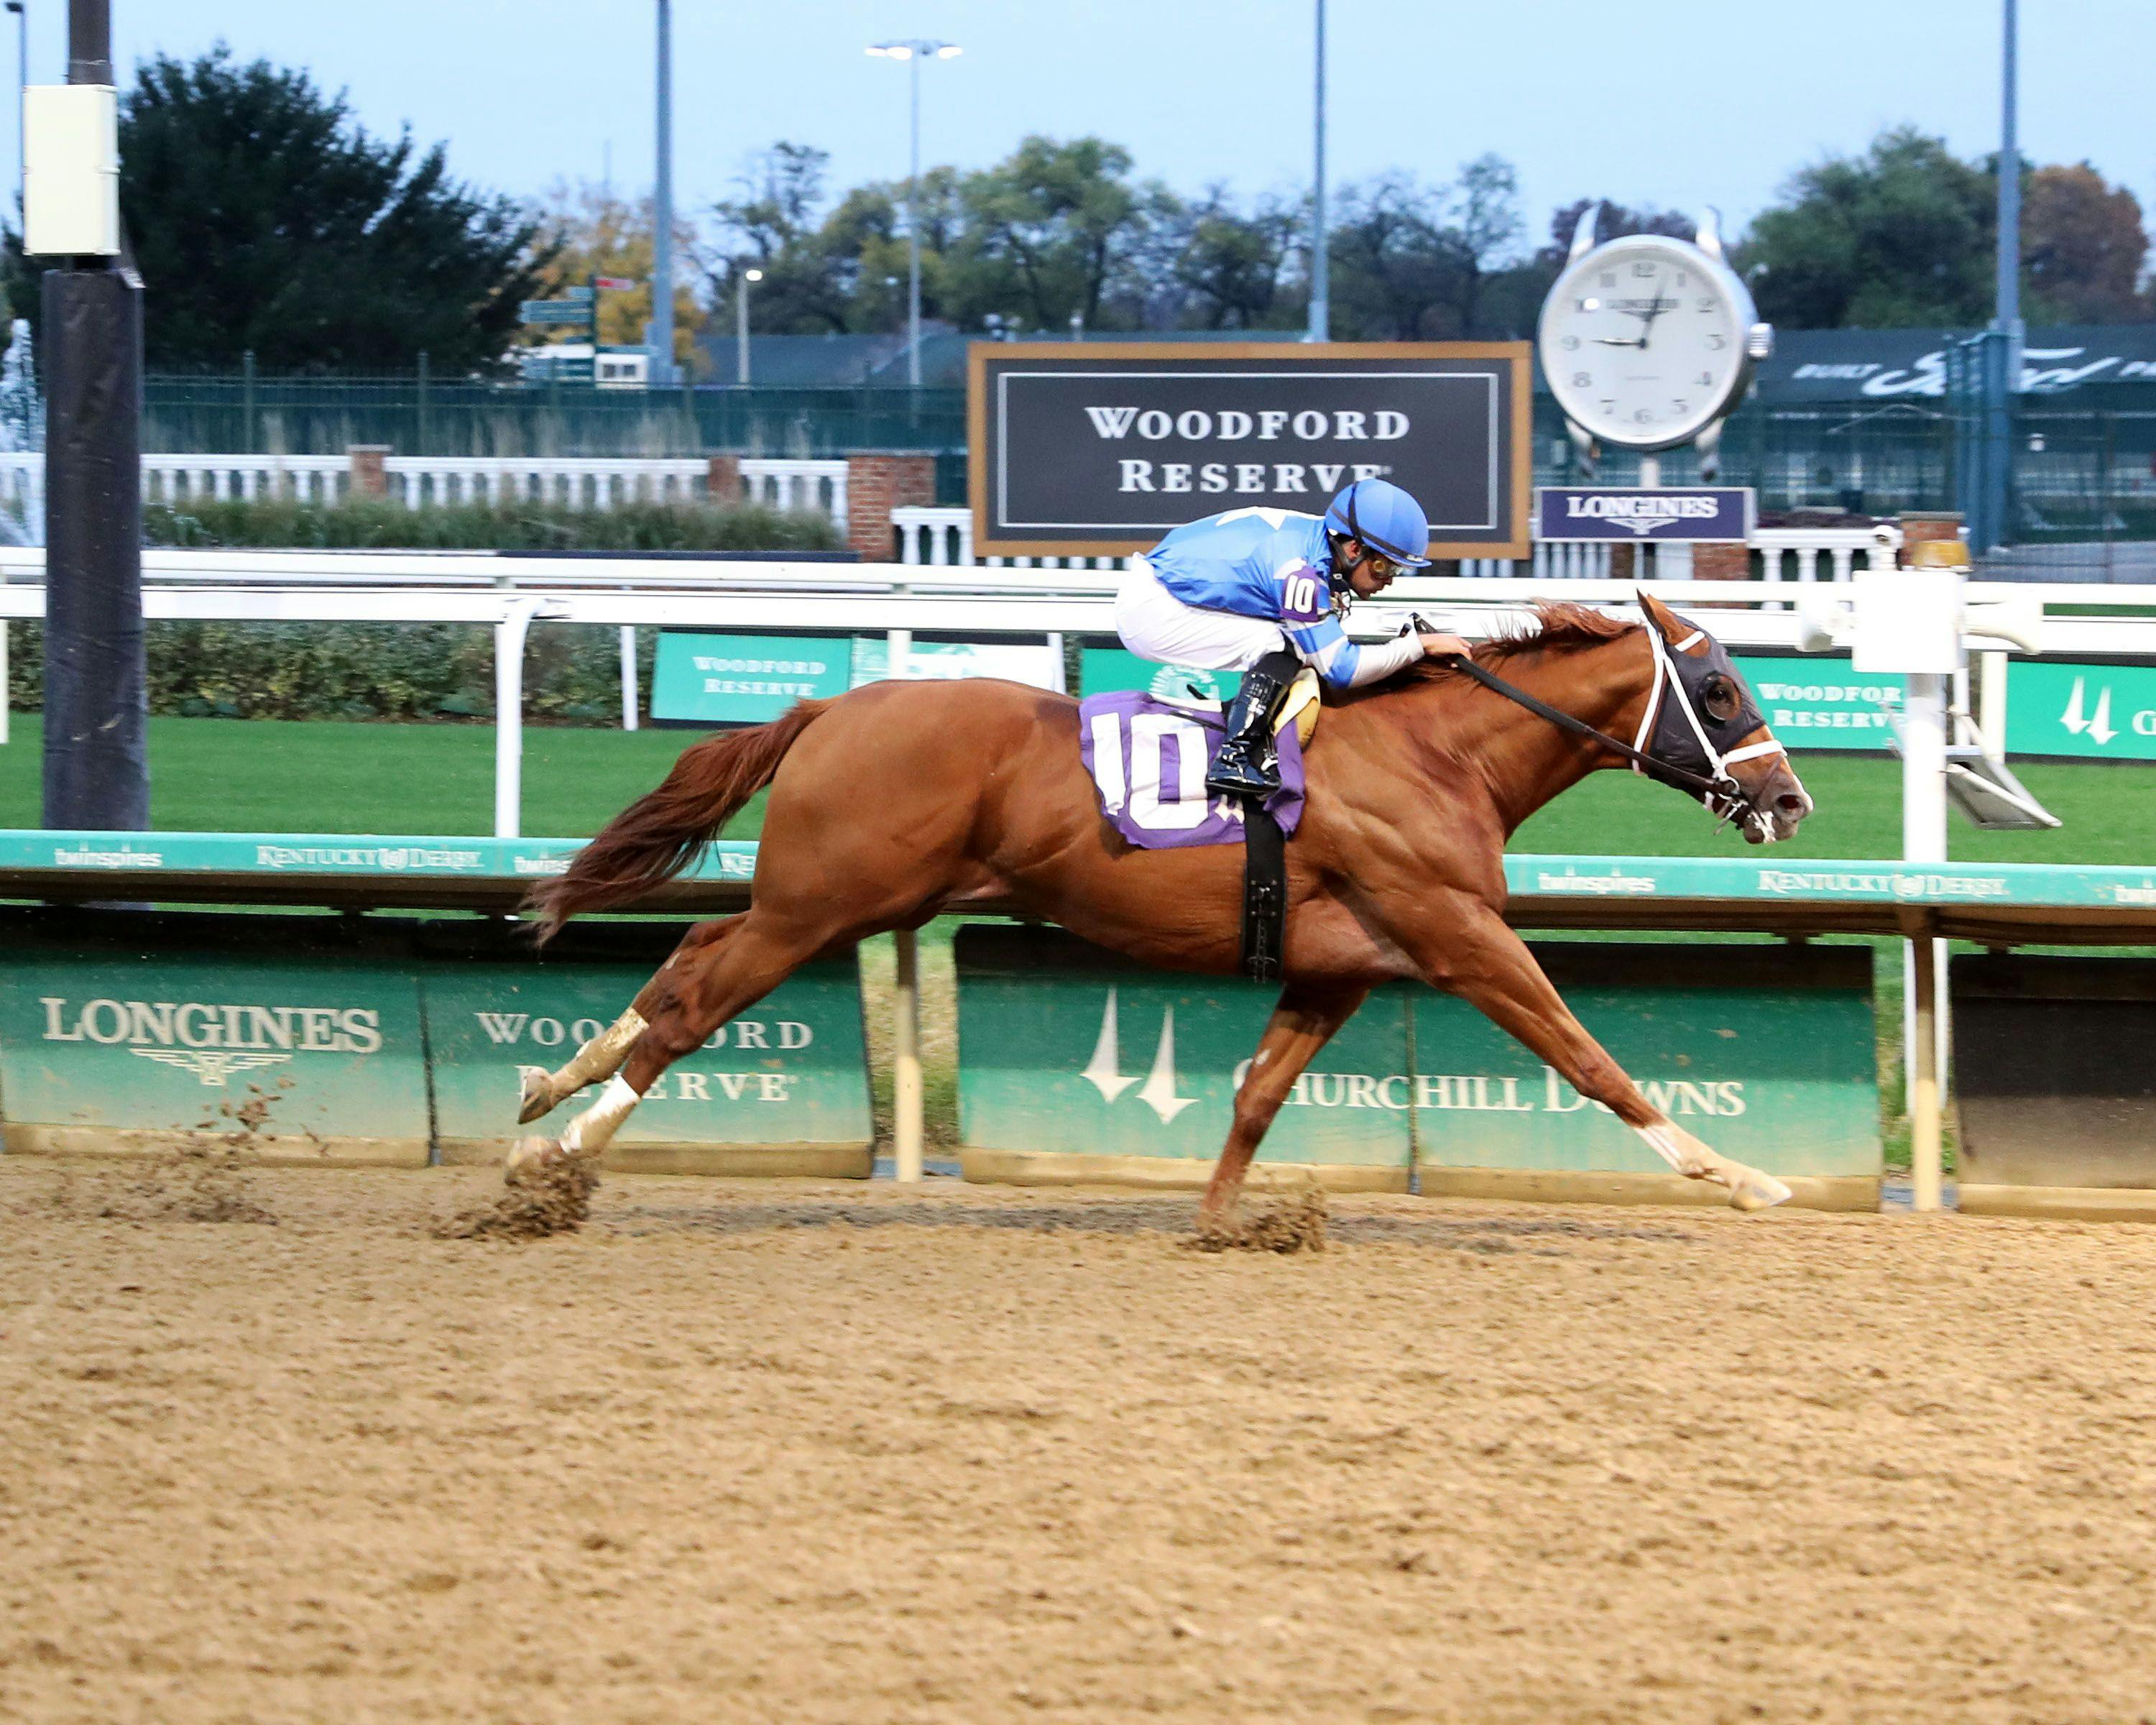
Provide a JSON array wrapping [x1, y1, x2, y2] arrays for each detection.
[[5, 1159, 2156, 1724]]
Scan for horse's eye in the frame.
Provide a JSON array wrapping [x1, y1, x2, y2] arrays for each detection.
[[1703, 676, 1740, 723]]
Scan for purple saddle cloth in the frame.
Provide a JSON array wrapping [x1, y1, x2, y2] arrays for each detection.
[[1077, 690, 1306, 850]]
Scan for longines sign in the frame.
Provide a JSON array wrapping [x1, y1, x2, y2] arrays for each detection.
[[969, 341, 1531, 559]]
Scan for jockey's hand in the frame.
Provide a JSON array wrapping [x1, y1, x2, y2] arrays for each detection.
[[1417, 632, 1473, 659]]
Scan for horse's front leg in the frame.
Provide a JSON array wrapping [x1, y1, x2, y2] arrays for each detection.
[[1198, 981, 1369, 1229], [1422, 906, 1790, 1213]]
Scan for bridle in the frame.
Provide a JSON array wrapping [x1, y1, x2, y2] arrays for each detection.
[[1427, 620, 1789, 834]]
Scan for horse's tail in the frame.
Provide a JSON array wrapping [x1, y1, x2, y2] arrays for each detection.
[[528, 698, 830, 942]]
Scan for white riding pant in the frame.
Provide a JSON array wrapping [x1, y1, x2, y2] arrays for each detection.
[[1115, 556, 1289, 673]]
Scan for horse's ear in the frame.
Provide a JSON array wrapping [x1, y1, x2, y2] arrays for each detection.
[[1635, 587, 1704, 653]]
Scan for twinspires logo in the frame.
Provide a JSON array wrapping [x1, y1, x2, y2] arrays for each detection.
[[471, 1011, 814, 1105], [40, 996, 383, 1086]]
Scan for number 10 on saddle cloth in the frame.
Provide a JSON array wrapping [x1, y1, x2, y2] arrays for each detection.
[[1078, 691, 1307, 850]]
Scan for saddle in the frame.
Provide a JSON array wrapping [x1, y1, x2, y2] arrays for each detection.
[[1075, 668, 1322, 988]]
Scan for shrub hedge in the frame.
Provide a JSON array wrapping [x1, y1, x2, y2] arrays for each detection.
[[5, 500, 841, 723]]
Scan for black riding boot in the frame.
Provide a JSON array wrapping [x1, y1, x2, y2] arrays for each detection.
[[1206, 649, 1300, 800]]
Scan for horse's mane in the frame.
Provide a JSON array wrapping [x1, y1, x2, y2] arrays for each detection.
[[1392, 600, 1637, 687]]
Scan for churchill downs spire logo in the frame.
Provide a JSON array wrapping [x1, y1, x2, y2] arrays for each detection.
[[40, 996, 383, 1085]]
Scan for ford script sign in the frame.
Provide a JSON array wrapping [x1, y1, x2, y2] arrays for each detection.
[[969, 341, 1530, 559], [1537, 487, 1754, 542]]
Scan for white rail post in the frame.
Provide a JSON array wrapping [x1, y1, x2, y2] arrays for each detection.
[[892, 929, 925, 1183], [494, 600, 543, 839], [619, 625, 640, 731], [1902, 667, 1950, 1214]]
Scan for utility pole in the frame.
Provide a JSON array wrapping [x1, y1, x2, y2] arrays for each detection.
[[39, 0, 145, 829], [869, 41, 960, 390], [651, 0, 675, 387], [1307, 0, 1329, 342], [1984, 0, 2022, 552]]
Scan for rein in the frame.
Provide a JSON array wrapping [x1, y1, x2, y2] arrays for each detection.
[[1437, 653, 1736, 803]]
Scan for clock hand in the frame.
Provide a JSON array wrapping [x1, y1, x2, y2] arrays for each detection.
[[1636, 274, 1669, 349], [1594, 335, 1646, 348]]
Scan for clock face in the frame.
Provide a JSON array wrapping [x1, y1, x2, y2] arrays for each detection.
[[1538, 236, 1758, 451]]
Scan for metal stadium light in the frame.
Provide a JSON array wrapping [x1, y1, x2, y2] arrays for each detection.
[[867, 38, 962, 389], [737, 267, 762, 385]]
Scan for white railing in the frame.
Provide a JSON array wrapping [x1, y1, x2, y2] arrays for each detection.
[[740, 458, 848, 526], [0, 452, 852, 531], [382, 456, 707, 511], [1754, 525, 1899, 584]]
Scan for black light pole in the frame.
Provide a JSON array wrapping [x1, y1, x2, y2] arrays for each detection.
[[41, 0, 146, 829]]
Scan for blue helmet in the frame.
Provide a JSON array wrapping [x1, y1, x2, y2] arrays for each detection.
[[1323, 479, 1431, 569]]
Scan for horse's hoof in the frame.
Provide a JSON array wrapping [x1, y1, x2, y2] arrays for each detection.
[[1728, 1168, 1793, 1213], [516, 1066, 556, 1126], [505, 1135, 565, 1184]]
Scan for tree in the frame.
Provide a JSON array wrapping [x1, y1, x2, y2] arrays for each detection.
[[1171, 186, 1299, 330], [2024, 162, 2151, 323], [706, 143, 854, 336], [44, 47, 549, 371], [1325, 172, 1470, 340], [531, 181, 706, 371], [952, 137, 1161, 331], [1450, 153, 1526, 336], [1737, 127, 1994, 328]]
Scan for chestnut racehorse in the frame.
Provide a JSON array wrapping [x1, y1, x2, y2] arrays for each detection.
[[513, 594, 1814, 1220]]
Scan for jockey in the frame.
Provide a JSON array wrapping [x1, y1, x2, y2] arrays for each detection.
[[1114, 478, 1473, 799]]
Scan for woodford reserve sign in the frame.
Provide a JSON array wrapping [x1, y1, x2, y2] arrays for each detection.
[[969, 341, 1531, 559]]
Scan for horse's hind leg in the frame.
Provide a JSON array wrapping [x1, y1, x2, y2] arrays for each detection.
[[1197, 981, 1368, 1230], [508, 910, 833, 1176], [516, 918, 741, 1123]]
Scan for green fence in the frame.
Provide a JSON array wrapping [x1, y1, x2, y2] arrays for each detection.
[[0, 908, 872, 1174], [953, 925, 1881, 1210], [142, 372, 967, 459]]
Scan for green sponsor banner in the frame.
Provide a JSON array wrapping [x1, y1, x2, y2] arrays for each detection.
[[1733, 656, 1902, 753], [2006, 661, 2156, 761], [956, 927, 1409, 1172], [849, 637, 1060, 689], [424, 958, 871, 1167], [650, 632, 853, 725], [954, 929, 1877, 1185], [0, 950, 429, 1162], [1411, 950, 1878, 1177], [1078, 646, 1241, 701]]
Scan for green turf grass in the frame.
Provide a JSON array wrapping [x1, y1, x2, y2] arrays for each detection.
[[6, 710, 2150, 863]]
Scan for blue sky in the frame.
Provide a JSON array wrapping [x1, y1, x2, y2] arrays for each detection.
[[16, 1, 2152, 252]]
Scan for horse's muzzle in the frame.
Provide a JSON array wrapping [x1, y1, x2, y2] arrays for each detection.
[[1736, 758, 1814, 845]]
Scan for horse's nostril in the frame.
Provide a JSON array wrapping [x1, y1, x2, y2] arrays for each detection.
[[1775, 792, 1810, 819]]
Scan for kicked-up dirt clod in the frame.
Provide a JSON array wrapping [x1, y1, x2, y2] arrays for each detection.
[[1190, 1182, 1327, 1254], [437, 1155, 599, 1241]]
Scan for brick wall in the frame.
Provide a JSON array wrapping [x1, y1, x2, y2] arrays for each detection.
[[844, 453, 936, 561], [347, 444, 390, 500]]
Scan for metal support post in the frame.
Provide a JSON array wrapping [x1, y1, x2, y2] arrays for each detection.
[[494, 601, 541, 839], [1909, 912, 1943, 1214], [1901, 668, 1950, 1210], [619, 625, 639, 730], [892, 928, 924, 1182]]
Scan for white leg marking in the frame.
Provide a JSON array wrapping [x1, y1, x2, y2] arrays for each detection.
[[561, 1074, 642, 1159], [1634, 1119, 1792, 1213]]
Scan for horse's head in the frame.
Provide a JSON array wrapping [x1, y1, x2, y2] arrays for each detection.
[[1632, 592, 1813, 845]]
